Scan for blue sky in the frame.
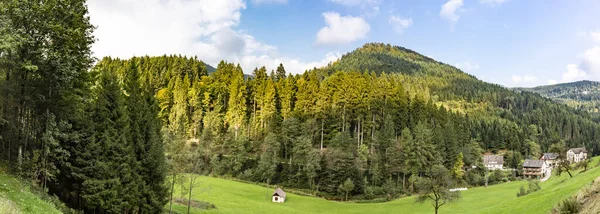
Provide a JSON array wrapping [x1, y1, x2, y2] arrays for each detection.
[[87, 0, 600, 87]]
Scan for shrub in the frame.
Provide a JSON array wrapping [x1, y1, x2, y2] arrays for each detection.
[[364, 186, 385, 199], [238, 169, 254, 181], [516, 185, 527, 197], [553, 197, 581, 214], [527, 180, 541, 193], [382, 179, 399, 198], [173, 198, 217, 210]]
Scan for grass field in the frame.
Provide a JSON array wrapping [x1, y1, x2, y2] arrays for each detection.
[[171, 157, 600, 214], [0, 173, 62, 214]]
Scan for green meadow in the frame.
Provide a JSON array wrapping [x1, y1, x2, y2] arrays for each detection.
[[171, 157, 600, 214], [0, 173, 62, 214]]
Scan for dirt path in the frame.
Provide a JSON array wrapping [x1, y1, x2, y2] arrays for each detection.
[[541, 168, 552, 182]]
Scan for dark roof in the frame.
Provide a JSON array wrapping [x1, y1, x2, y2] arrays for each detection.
[[483, 155, 504, 165], [272, 188, 286, 198], [569, 147, 587, 154], [523, 159, 545, 168], [541, 153, 559, 160]]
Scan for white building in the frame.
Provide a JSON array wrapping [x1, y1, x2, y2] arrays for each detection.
[[272, 188, 286, 203], [540, 153, 559, 168], [483, 155, 504, 170], [567, 147, 588, 163]]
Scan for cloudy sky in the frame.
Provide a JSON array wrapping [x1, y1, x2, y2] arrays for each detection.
[[87, 0, 600, 87]]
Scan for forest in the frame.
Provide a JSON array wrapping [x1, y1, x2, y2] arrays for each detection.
[[516, 80, 600, 115], [2, 0, 600, 213]]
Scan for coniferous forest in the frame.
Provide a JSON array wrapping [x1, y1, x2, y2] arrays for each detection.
[[2, 0, 600, 213]]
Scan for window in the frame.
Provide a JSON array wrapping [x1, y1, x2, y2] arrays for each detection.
[[274, 197, 278, 201]]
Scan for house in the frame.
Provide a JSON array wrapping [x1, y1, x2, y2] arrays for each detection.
[[540, 153, 559, 168], [483, 155, 504, 170], [522, 159, 548, 179], [567, 147, 588, 163], [272, 188, 286, 203]]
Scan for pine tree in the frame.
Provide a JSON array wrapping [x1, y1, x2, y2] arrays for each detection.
[[80, 69, 131, 213]]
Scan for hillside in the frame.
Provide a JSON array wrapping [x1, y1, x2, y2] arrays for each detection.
[[88, 43, 600, 201], [516, 80, 600, 114], [0, 172, 62, 214], [172, 157, 600, 214]]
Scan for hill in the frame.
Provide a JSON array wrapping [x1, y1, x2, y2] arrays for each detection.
[[172, 157, 600, 214], [516, 80, 600, 114], [89, 43, 600, 201], [0, 172, 62, 214]]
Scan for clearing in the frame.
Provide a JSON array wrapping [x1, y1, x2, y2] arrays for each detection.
[[170, 157, 600, 214]]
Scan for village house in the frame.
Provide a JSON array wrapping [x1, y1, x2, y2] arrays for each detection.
[[567, 147, 588, 163], [540, 153, 559, 168], [522, 159, 548, 179], [483, 155, 504, 170], [272, 188, 286, 203]]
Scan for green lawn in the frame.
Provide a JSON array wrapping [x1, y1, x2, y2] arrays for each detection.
[[171, 157, 600, 214], [0, 173, 62, 214]]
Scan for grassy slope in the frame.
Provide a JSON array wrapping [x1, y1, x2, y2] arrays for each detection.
[[0, 173, 62, 214], [173, 157, 600, 214]]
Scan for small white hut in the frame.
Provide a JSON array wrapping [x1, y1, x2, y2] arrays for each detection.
[[272, 188, 286, 203]]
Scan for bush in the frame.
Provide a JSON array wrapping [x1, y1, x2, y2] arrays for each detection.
[[173, 198, 217, 210], [553, 197, 581, 214], [466, 171, 483, 186], [516, 185, 527, 197], [382, 179, 399, 198], [238, 169, 254, 181], [364, 186, 385, 199], [527, 180, 541, 193], [516, 180, 541, 197]]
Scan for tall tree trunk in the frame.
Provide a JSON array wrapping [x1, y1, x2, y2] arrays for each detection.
[[169, 174, 176, 213], [320, 119, 324, 150], [187, 175, 194, 214]]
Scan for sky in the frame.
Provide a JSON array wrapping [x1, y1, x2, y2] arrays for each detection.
[[86, 0, 600, 87]]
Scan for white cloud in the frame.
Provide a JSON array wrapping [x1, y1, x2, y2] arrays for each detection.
[[316, 12, 371, 45], [512, 74, 537, 84], [388, 16, 412, 34], [87, 0, 335, 75], [590, 31, 600, 43], [440, 0, 463, 23], [252, 0, 288, 4], [560, 46, 600, 83], [562, 64, 588, 82], [548, 79, 558, 85], [480, 0, 507, 6], [455, 61, 479, 72]]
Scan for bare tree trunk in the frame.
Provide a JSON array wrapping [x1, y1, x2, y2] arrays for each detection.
[[320, 119, 324, 150], [187, 175, 195, 214], [169, 174, 176, 213]]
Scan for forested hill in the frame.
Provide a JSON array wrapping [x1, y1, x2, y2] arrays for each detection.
[[90, 43, 600, 191], [515, 80, 600, 114]]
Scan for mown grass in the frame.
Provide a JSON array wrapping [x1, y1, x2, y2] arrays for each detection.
[[0, 173, 62, 214], [170, 157, 600, 214]]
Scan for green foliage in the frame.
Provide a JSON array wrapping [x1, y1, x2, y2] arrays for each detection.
[[338, 178, 355, 201], [516, 180, 541, 197], [516, 185, 527, 197], [554, 197, 581, 214], [415, 165, 461, 214], [453, 152, 465, 180]]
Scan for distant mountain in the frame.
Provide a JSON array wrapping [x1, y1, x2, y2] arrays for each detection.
[[516, 80, 600, 113], [206, 64, 217, 73]]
